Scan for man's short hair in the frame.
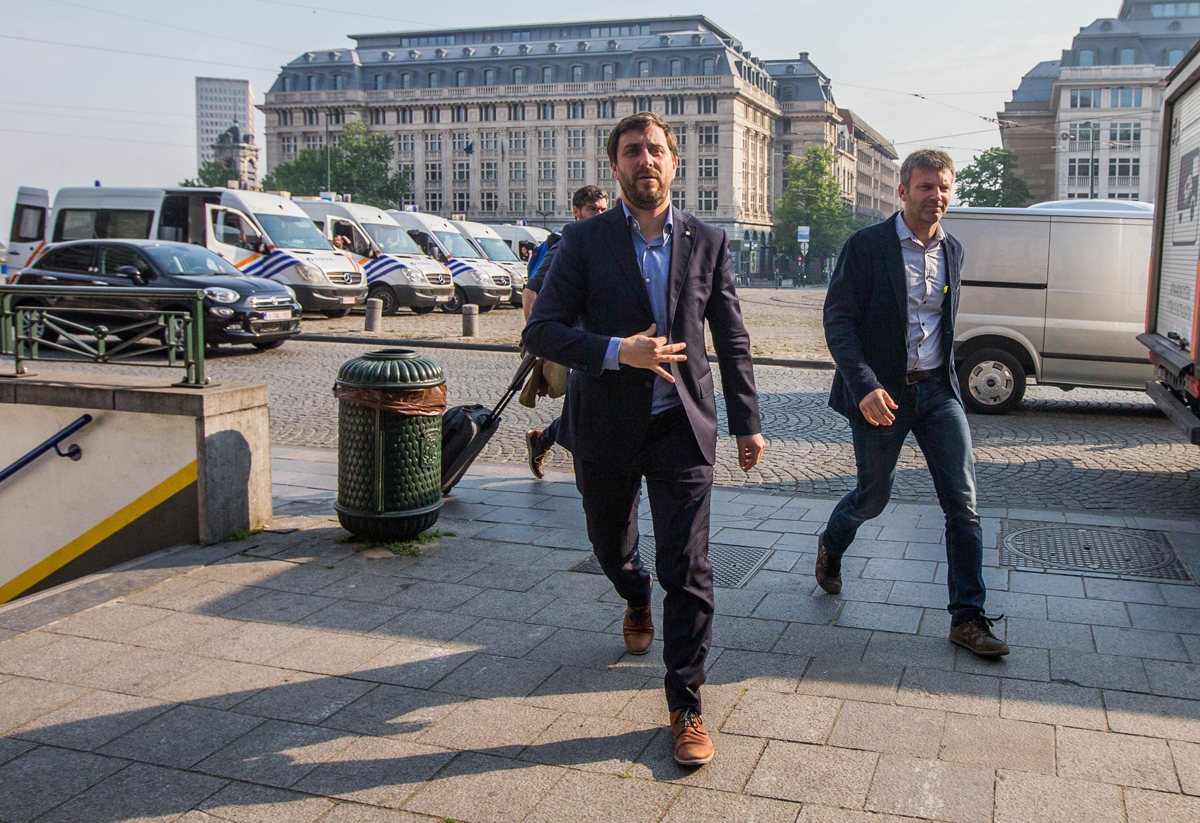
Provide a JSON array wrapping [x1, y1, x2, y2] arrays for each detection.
[[605, 112, 679, 165], [572, 185, 608, 211], [900, 150, 955, 189]]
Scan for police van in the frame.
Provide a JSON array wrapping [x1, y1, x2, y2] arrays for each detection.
[[294, 198, 454, 315], [493, 224, 551, 263], [451, 219, 526, 307], [8, 187, 366, 316], [386, 210, 508, 313]]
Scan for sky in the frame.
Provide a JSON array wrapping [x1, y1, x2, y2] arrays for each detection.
[[0, 0, 1123, 239]]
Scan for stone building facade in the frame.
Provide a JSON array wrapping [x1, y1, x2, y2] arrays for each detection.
[[196, 77, 255, 170], [212, 125, 260, 190]]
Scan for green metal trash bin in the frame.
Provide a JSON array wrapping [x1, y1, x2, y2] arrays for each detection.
[[334, 349, 447, 541]]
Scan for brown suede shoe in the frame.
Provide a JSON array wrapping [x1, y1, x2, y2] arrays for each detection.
[[623, 603, 654, 655], [670, 708, 714, 766], [815, 533, 842, 595], [950, 613, 1010, 658]]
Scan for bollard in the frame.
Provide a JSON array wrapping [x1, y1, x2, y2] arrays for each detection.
[[462, 303, 479, 337], [364, 298, 382, 332]]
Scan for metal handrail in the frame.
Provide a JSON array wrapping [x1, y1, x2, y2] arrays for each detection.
[[0, 285, 207, 386], [0, 414, 92, 486]]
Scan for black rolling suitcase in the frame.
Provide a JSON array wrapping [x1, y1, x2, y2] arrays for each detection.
[[441, 352, 537, 494]]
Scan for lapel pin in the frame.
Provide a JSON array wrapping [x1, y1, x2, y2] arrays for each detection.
[[942, 285, 949, 294], [685, 230, 691, 237]]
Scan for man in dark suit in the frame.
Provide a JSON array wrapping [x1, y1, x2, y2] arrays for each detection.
[[524, 112, 765, 766], [818, 149, 1009, 658]]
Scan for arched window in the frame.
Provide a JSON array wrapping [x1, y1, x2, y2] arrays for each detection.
[[571, 65, 584, 82], [1120, 47, 1136, 65], [1078, 49, 1094, 66], [400, 72, 412, 89], [427, 71, 440, 88], [638, 60, 651, 77], [542, 66, 554, 83], [701, 57, 716, 75], [483, 68, 496, 85], [781, 86, 794, 102], [602, 64, 615, 81], [282, 76, 296, 92], [1170, 49, 1186, 65], [669, 58, 684, 77], [306, 75, 319, 91], [512, 66, 526, 84], [374, 74, 386, 90], [333, 74, 346, 90], [456, 70, 468, 87]]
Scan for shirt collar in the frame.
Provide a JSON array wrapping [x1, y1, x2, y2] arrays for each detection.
[[622, 201, 674, 242], [896, 212, 945, 246]]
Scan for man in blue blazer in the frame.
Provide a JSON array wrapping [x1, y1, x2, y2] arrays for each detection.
[[819, 149, 1009, 658], [524, 112, 765, 766]]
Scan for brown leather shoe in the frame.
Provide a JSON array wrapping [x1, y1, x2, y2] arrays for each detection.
[[670, 708, 714, 766], [950, 613, 1010, 658], [815, 533, 842, 595], [623, 594, 654, 656]]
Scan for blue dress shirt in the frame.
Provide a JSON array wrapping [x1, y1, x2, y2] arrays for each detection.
[[601, 203, 682, 413], [895, 213, 947, 372]]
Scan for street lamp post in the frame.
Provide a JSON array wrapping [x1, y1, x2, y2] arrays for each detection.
[[535, 210, 552, 230]]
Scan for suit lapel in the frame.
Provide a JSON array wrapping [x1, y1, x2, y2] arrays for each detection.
[[667, 212, 694, 333], [883, 214, 907, 315], [602, 206, 655, 320]]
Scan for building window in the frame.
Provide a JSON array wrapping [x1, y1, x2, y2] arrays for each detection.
[[538, 160, 556, 180], [700, 95, 717, 114], [481, 103, 496, 121], [669, 58, 684, 77], [452, 105, 468, 123], [481, 131, 498, 150], [280, 135, 297, 157], [307, 75, 319, 91], [451, 191, 469, 212], [567, 128, 586, 148], [426, 191, 442, 212], [697, 190, 717, 211], [677, 125, 686, 148], [425, 162, 442, 183], [397, 133, 414, 152], [509, 102, 526, 120], [427, 71, 440, 88], [327, 109, 344, 125], [481, 192, 498, 212], [509, 131, 527, 150], [452, 132, 469, 151], [282, 76, 296, 92], [701, 57, 716, 75], [1108, 157, 1141, 179], [481, 161, 497, 180], [1170, 49, 1186, 65], [1069, 88, 1101, 108], [374, 74, 386, 90], [596, 128, 609, 147], [677, 158, 686, 179], [1119, 48, 1136, 65], [537, 102, 555, 120], [513, 67, 526, 84], [634, 97, 652, 112], [602, 64, 615, 81], [538, 190, 556, 212], [1079, 50, 1094, 67], [698, 125, 719, 145], [1068, 158, 1099, 178], [1112, 87, 1144, 107], [538, 129, 556, 149], [567, 159, 585, 180], [303, 109, 319, 125], [638, 60, 651, 77], [570, 65, 584, 82], [400, 72, 412, 89], [597, 159, 610, 179], [453, 161, 470, 182], [699, 158, 718, 179], [1153, 3, 1200, 16], [456, 70, 468, 87], [306, 134, 323, 150], [278, 110, 293, 126], [334, 74, 347, 90], [1109, 122, 1142, 145], [671, 190, 685, 210], [510, 190, 527, 212], [598, 100, 615, 118], [1069, 122, 1100, 142], [566, 101, 584, 119], [371, 109, 386, 125], [509, 161, 526, 180], [399, 107, 413, 124], [541, 66, 554, 83], [425, 106, 440, 123]]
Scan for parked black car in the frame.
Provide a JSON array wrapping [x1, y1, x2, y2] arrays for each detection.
[[12, 239, 302, 350]]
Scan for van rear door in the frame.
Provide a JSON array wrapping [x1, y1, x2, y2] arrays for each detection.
[[8, 187, 49, 270]]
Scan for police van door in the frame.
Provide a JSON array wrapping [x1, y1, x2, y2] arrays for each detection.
[[204, 204, 264, 270]]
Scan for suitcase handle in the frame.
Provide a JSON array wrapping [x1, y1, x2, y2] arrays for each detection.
[[489, 351, 538, 419]]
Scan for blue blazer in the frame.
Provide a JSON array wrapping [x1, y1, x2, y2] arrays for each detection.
[[522, 205, 761, 466], [824, 212, 965, 425]]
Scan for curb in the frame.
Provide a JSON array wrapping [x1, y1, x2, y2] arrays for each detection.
[[294, 333, 836, 370]]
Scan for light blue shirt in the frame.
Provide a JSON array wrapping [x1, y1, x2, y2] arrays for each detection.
[[896, 212, 947, 372], [601, 203, 681, 413]]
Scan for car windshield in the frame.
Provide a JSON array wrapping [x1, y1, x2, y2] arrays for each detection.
[[476, 237, 520, 262], [435, 230, 484, 259], [142, 244, 242, 276], [362, 223, 424, 255], [254, 214, 333, 250]]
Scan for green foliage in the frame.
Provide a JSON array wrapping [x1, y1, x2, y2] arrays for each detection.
[[226, 527, 263, 542], [180, 159, 237, 188], [261, 121, 412, 208], [342, 528, 456, 556], [773, 147, 862, 275], [955, 148, 1032, 207]]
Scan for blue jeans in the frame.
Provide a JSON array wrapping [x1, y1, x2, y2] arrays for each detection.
[[823, 372, 986, 625]]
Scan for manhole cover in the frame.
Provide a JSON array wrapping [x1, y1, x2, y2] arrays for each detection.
[[999, 520, 1195, 583], [570, 540, 772, 589]]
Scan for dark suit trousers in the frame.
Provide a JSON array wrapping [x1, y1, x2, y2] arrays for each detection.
[[573, 404, 714, 713]]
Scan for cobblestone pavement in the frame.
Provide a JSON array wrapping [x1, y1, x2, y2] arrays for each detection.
[[1, 464, 1198, 823]]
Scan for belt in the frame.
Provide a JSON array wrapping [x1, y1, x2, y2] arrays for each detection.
[[905, 368, 938, 385]]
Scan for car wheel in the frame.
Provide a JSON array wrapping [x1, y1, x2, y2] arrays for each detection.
[[959, 348, 1027, 415], [323, 308, 352, 319], [412, 306, 436, 315], [368, 284, 400, 316], [441, 287, 466, 314], [252, 339, 285, 351]]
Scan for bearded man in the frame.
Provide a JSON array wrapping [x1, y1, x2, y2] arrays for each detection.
[[523, 112, 764, 767]]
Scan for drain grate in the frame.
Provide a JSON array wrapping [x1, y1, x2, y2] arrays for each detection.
[[999, 520, 1195, 583], [569, 539, 773, 589]]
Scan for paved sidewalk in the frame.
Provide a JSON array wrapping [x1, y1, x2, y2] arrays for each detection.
[[1, 446, 1198, 822]]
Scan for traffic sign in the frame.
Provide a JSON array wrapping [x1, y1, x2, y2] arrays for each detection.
[[797, 226, 810, 243], [800, 241, 810, 256]]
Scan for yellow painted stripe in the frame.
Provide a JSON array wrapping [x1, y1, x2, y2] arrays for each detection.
[[0, 461, 198, 604]]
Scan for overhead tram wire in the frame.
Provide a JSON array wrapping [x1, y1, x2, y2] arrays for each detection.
[[0, 100, 194, 119], [0, 128, 192, 148], [0, 34, 278, 72], [835, 80, 1017, 128]]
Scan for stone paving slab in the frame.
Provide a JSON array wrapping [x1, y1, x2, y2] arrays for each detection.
[[1, 459, 1200, 821]]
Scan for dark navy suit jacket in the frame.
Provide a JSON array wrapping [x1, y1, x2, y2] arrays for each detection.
[[522, 205, 761, 466], [824, 212, 965, 426]]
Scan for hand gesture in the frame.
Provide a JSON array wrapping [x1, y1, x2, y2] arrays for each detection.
[[617, 323, 687, 382], [736, 433, 766, 472], [859, 388, 898, 426]]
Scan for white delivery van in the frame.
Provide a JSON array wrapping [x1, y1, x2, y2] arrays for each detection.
[[386, 210, 508, 313], [294, 199, 454, 315], [493, 224, 551, 264], [941, 204, 1154, 414], [8, 187, 366, 316], [451, 219, 526, 307]]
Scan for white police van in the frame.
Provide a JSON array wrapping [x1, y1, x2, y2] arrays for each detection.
[[386, 210, 508, 313], [451, 219, 527, 307], [7, 187, 365, 316]]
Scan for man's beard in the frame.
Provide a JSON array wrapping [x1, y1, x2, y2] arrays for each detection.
[[617, 166, 670, 210]]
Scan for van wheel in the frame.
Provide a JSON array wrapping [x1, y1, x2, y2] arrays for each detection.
[[959, 348, 1026, 415], [412, 306, 436, 315], [368, 284, 400, 316], [252, 340, 285, 351], [441, 287, 466, 314], [323, 308, 352, 319]]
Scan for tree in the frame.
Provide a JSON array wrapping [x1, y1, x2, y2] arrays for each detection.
[[261, 121, 411, 208], [955, 148, 1031, 207], [774, 146, 860, 279], [180, 159, 236, 188]]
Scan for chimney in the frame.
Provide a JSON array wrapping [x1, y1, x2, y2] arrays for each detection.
[[799, 52, 810, 62]]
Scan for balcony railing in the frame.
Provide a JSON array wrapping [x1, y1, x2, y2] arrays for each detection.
[[1068, 141, 1099, 152], [1067, 176, 1096, 186], [1109, 176, 1140, 187], [1111, 141, 1142, 152]]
